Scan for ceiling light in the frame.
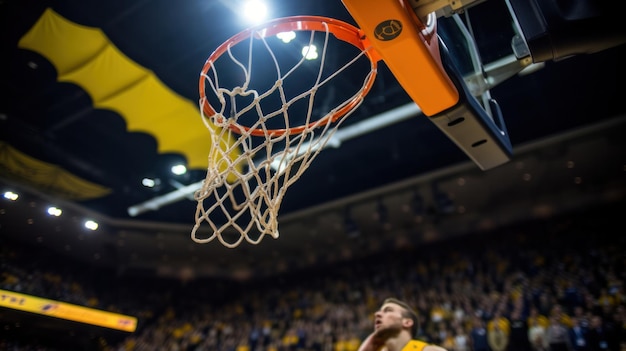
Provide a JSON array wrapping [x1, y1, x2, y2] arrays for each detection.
[[142, 177, 159, 188], [171, 164, 187, 175], [84, 220, 98, 231], [277, 31, 296, 43], [301, 45, 318, 60], [47, 206, 62, 217], [242, 0, 268, 24], [3, 191, 18, 201]]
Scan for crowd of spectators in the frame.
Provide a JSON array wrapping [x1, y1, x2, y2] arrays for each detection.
[[1, 203, 624, 351]]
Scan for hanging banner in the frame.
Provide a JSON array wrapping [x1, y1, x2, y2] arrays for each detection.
[[0, 289, 137, 332]]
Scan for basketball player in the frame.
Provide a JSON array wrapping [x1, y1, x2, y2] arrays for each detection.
[[358, 298, 448, 351]]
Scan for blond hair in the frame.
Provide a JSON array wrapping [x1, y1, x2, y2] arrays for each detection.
[[383, 297, 420, 337]]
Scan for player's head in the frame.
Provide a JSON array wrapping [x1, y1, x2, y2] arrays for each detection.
[[378, 297, 420, 338]]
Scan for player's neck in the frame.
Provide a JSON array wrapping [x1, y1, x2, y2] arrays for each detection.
[[384, 332, 412, 351]]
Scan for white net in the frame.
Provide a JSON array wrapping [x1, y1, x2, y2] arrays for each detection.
[[193, 17, 377, 248]]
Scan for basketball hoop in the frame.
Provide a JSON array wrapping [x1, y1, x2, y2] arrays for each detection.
[[193, 16, 379, 248]]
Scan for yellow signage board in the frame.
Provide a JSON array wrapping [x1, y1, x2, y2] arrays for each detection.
[[0, 289, 137, 332]]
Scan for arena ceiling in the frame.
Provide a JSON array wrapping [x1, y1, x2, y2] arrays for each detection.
[[1, 0, 625, 280]]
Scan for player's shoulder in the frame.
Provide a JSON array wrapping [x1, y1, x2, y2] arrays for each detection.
[[403, 340, 448, 351], [423, 345, 448, 351]]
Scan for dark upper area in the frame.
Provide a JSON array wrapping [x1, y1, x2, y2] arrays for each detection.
[[0, 0, 625, 280]]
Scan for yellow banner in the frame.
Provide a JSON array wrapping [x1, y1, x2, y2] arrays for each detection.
[[0, 289, 137, 332]]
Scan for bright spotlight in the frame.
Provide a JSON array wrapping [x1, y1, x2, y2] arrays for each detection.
[[3, 191, 18, 201], [171, 164, 187, 175], [277, 31, 296, 43], [301, 45, 319, 60], [142, 178, 156, 188], [242, 0, 268, 24], [47, 207, 62, 217], [84, 220, 99, 231]]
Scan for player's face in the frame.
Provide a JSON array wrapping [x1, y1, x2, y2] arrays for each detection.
[[374, 302, 406, 334]]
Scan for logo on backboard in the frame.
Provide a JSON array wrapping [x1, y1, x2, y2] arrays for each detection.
[[374, 20, 402, 41]]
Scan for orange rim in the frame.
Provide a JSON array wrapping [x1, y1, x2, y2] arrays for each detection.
[[199, 16, 380, 137]]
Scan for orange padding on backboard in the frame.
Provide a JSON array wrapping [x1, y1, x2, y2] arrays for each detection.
[[341, 0, 459, 116]]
